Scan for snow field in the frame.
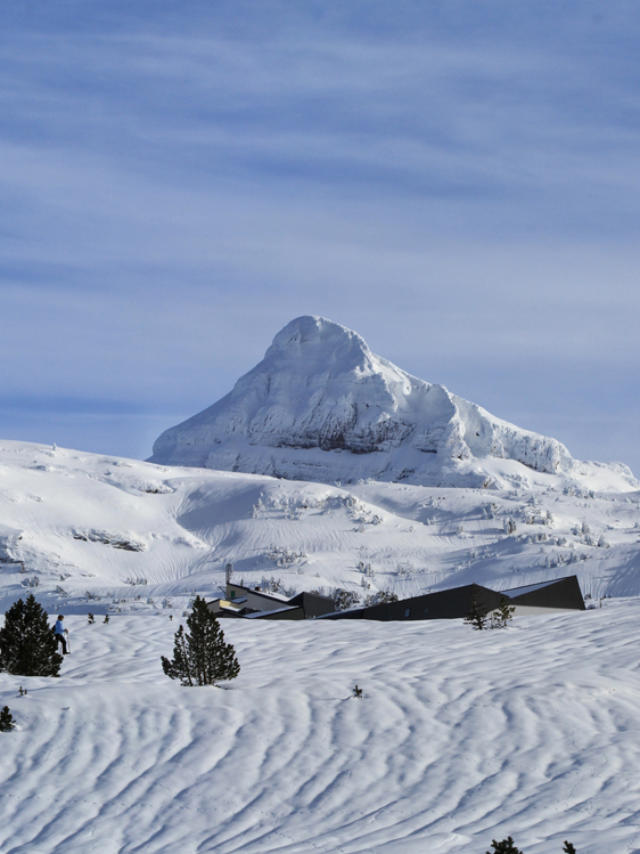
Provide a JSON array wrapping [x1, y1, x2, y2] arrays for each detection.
[[1, 601, 640, 853], [1, 441, 639, 608]]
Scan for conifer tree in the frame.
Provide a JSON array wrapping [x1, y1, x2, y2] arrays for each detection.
[[0, 595, 63, 677], [464, 596, 487, 630], [483, 836, 576, 852], [0, 706, 16, 732], [161, 596, 240, 686], [486, 838, 523, 854], [491, 596, 515, 628]]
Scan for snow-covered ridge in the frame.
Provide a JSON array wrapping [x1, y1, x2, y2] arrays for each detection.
[[2, 438, 639, 609], [151, 315, 636, 489]]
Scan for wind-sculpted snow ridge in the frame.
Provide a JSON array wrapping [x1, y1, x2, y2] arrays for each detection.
[[150, 316, 636, 490], [1, 602, 639, 853]]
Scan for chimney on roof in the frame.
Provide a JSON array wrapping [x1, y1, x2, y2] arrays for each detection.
[[225, 563, 233, 598]]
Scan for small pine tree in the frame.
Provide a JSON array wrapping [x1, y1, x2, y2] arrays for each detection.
[[486, 838, 523, 854], [491, 596, 515, 629], [0, 595, 63, 676], [464, 596, 487, 630], [161, 596, 240, 687], [484, 836, 576, 853], [0, 706, 16, 731]]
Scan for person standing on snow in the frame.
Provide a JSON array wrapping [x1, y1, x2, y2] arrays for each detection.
[[54, 615, 69, 655]]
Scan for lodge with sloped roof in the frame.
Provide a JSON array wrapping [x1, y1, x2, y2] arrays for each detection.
[[207, 575, 585, 621]]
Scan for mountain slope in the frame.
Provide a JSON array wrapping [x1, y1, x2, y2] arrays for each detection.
[[1, 440, 638, 611], [150, 316, 635, 489]]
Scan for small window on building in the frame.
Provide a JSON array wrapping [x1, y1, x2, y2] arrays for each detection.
[[404, 608, 411, 618]]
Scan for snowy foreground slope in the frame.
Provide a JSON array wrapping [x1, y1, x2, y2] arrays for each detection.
[[1, 602, 640, 853], [151, 315, 637, 490], [0, 439, 639, 610]]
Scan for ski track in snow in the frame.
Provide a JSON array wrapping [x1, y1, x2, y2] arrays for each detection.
[[1, 602, 640, 853]]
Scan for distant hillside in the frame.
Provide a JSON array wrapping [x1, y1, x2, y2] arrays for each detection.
[[1, 440, 638, 613]]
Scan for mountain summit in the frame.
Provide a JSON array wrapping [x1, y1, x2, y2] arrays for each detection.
[[150, 316, 632, 488]]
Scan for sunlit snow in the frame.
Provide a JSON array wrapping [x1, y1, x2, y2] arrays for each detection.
[[1, 602, 639, 853]]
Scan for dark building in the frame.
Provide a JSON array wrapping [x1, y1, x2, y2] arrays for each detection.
[[207, 575, 585, 622], [207, 582, 335, 620], [500, 575, 585, 613], [287, 591, 338, 618], [325, 583, 503, 621]]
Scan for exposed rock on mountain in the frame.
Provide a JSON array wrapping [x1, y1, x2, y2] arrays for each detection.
[[150, 316, 635, 488]]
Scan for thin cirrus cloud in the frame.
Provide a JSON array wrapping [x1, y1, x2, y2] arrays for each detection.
[[1, 1, 639, 472]]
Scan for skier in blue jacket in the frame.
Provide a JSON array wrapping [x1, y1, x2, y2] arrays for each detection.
[[54, 615, 68, 655]]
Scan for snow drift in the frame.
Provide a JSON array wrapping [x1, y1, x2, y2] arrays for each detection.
[[2, 602, 640, 853], [150, 316, 633, 488]]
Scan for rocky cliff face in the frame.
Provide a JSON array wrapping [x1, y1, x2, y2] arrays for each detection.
[[150, 316, 633, 488]]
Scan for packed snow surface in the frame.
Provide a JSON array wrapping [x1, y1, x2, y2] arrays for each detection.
[[1, 601, 640, 853], [150, 316, 636, 489]]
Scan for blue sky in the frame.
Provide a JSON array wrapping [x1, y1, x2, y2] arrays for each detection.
[[2, 1, 639, 473]]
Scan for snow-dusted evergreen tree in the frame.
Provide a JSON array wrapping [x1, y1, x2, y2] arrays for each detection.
[[161, 596, 239, 686], [0, 595, 62, 676]]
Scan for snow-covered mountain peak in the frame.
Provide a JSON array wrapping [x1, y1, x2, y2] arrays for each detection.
[[266, 315, 372, 370], [150, 317, 636, 490]]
